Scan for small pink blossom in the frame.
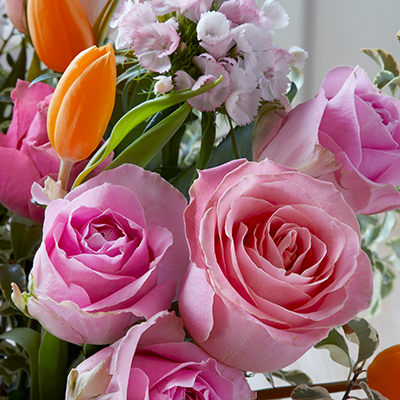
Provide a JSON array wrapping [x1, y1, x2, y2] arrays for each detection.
[[225, 66, 261, 125], [133, 22, 180, 73], [183, 0, 213, 22], [177, 55, 233, 112], [259, 46, 291, 101], [151, 0, 186, 14], [154, 75, 173, 95], [110, 1, 156, 50], [261, 0, 289, 30]]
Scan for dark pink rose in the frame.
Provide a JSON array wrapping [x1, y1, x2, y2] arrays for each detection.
[[14, 164, 189, 345], [65, 311, 255, 400], [179, 159, 373, 372], [253, 66, 400, 215]]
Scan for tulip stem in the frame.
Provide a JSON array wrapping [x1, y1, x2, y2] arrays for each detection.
[[255, 378, 367, 399], [58, 159, 74, 191]]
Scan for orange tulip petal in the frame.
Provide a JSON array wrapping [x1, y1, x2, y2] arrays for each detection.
[[28, 0, 95, 72]]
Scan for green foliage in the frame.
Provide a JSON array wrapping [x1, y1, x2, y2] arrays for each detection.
[[267, 369, 313, 387], [38, 332, 68, 400], [73, 76, 223, 189], [290, 384, 333, 399], [93, 0, 120, 46], [314, 328, 353, 369], [359, 381, 389, 400]]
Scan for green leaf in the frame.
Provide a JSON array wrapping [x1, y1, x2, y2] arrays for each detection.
[[360, 48, 400, 76], [386, 236, 400, 258], [271, 370, 313, 386], [73, 76, 223, 189], [373, 70, 395, 90], [10, 215, 42, 262], [26, 51, 43, 84], [286, 81, 298, 103], [208, 122, 253, 168], [359, 381, 389, 400], [116, 64, 146, 85], [290, 384, 333, 399], [170, 162, 196, 200], [344, 318, 379, 366], [93, 0, 120, 46], [28, 72, 62, 87], [315, 328, 353, 368], [357, 214, 379, 235], [38, 331, 69, 400], [0, 328, 40, 400], [106, 102, 192, 170], [0, 264, 26, 310]]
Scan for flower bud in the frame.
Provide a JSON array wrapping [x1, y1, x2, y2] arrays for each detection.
[[47, 44, 116, 164], [27, 0, 95, 72], [367, 344, 400, 399]]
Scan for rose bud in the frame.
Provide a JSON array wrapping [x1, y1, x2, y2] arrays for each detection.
[[367, 344, 400, 399], [47, 43, 116, 188], [27, 0, 95, 72]]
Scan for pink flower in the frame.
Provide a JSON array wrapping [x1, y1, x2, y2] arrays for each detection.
[[184, 0, 213, 22], [133, 22, 180, 73], [225, 66, 261, 125], [317, 65, 400, 214], [14, 164, 189, 345], [252, 90, 339, 178], [259, 46, 291, 101], [179, 158, 373, 372], [111, 1, 156, 50], [5, 0, 26, 34], [65, 311, 255, 400], [175, 55, 232, 112]]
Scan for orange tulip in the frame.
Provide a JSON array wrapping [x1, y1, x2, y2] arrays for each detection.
[[27, 0, 95, 72], [367, 344, 400, 398], [47, 43, 116, 175]]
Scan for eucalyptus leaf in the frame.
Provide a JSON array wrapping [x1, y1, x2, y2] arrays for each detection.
[[315, 328, 353, 368], [344, 318, 379, 366], [359, 381, 389, 400], [290, 384, 333, 399], [361, 48, 400, 77], [106, 103, 191, 170], [73, 76, 223, 189], [373, 70, 395, 90], [38, 331, 69, 400], [0, 328, 40, 400], [271, 370, 313, 386]]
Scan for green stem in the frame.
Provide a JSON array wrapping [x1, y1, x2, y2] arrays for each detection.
[[255, 378, 368, 400], [228, 117, 240, 159]]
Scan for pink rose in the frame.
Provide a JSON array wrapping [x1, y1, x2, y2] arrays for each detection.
[[14, 164, 189, 345], [318, 65, 400, 214], [179, 159, 373, 372], [0, 80, 111, 222], [65, 311, 255, 400], [253, 66, 400, 215]]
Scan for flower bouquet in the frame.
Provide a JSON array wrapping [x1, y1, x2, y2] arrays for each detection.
[[0, 0, 399, 399]]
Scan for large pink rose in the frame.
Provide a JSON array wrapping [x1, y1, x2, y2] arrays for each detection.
[[14, 164, 189, 345], [179, 159, 373, 372], [253, 65, 400, 215], [0, 80, 110, 222], [65, 311, 255, 400]]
